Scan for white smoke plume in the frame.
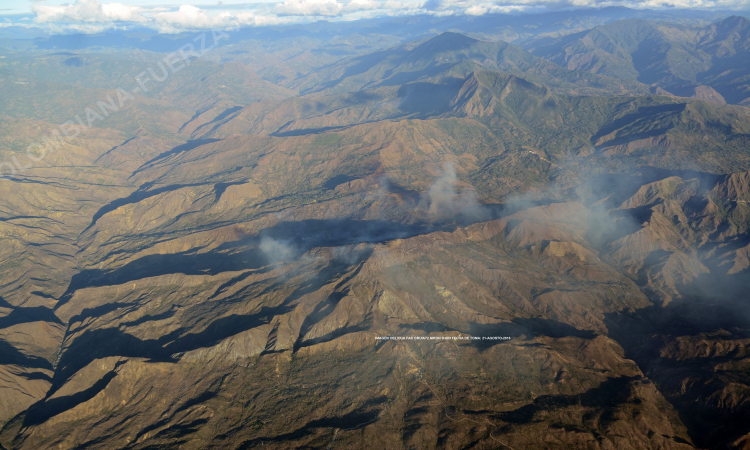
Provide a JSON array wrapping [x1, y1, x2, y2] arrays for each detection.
[[423, 162, 489, 220], [259, 236, 297, 263]]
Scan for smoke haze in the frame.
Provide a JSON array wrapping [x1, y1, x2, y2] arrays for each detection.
[[422, 162, 489, 221]]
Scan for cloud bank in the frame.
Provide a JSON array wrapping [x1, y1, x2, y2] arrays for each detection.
[[21, 0, 750, 34], [30, 0, 285, 33]]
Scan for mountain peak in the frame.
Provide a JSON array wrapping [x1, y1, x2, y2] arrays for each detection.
[[413, 32, 480, 54], [715, 15, 750, 33]]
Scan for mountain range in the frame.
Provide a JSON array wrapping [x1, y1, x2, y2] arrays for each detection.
[[0, 12, 749, 450], [527, 16, 750, 105]]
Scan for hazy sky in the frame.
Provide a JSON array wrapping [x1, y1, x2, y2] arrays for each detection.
[[2, 0, 748, 33]]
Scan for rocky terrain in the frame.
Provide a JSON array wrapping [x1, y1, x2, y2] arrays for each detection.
[[0, 12, 749, 450]]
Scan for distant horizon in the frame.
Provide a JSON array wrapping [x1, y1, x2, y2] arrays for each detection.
[[1, 10, 746, 54], [2, 0, 750, 35]]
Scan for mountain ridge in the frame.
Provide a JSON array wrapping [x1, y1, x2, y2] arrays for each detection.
[[527, 15, 750, 104]]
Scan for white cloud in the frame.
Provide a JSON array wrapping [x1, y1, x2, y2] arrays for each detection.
[[152, 6, 284, 33], [464, 4, 488, 13], [343, 0, 381, 11], [25, 0, 750, 34], [420, 0, 750, 13], [31, 0, 287, 33], [29, 0, 424, 32], [33, 0, 147, 23], [152, 5, 232, 31], [274, 0, 344, 16], [341, 0, 419, 13]]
